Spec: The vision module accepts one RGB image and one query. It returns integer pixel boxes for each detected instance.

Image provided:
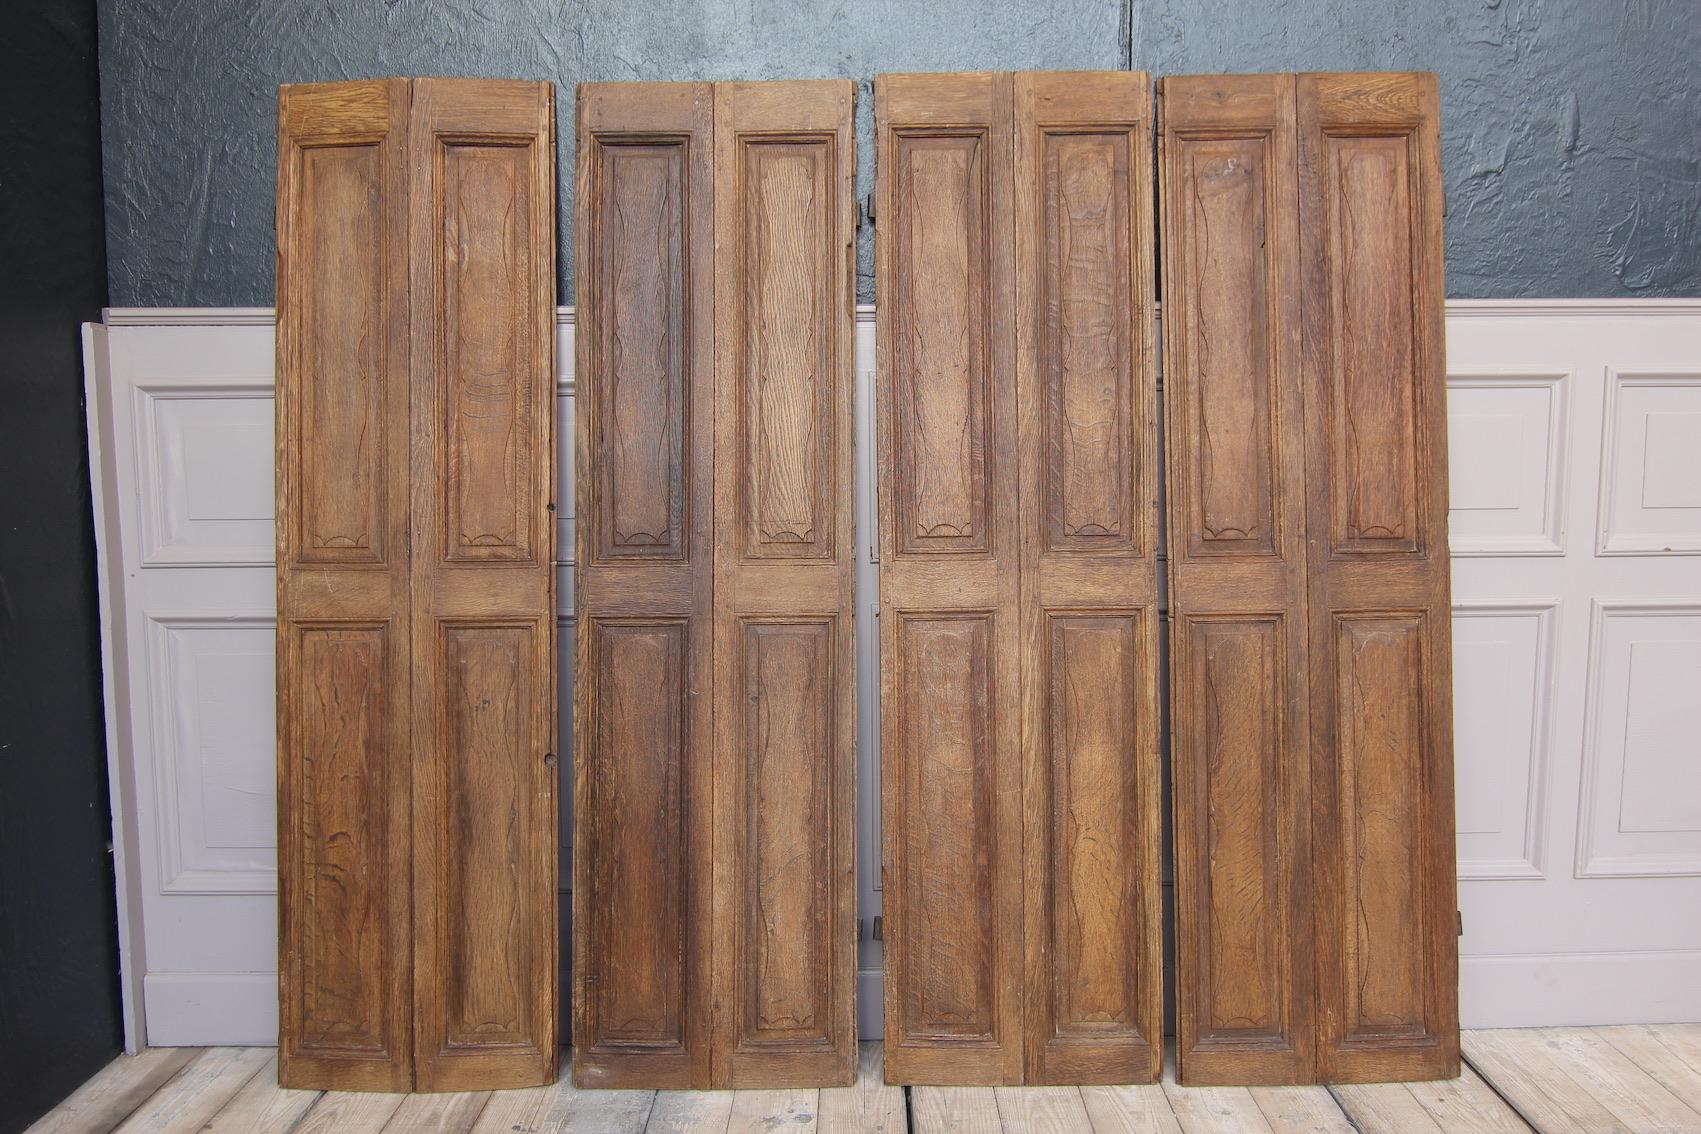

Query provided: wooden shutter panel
[1014,70,1163,1086]
[1162,70,1457,1085]
[1297,71,1458,1084]
[278,77,556,1093]
[710,80,858,1088]
[408,78,558,1093]
[1160,72,1314,1086]
[876,71,1024,1086]
[276,78,414,1093]
[573,82,716,1089]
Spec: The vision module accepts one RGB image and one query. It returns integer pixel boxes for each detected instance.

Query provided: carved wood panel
[583,618,691,1053]
[1299,72,1457,1085]
[877,71,1024,1087]
[1014,70,1162,1087]
[1162,71,1456,1086]
[408,78,557,1093]
[276,77,413,1094]
[710,79,857,1089]
[1160,73,1314,1088]
[574,81,715,1090]
[593,141,688,562]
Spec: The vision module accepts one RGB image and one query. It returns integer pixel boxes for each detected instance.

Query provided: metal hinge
[873,916,884,942]
[862,192,876,228]
[1456,910,1464,937]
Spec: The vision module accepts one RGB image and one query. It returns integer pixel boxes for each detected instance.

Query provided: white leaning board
[84,301,1701,1048]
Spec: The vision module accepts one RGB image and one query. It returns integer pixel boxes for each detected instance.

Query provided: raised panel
[1180,616,1290,1044]
[892,132,992,556]
[276,77,412,1093]
[738,138,836,560]
[734,619,834,1049]
[1325,133,1423,556]
[1039,132,1138,554]
[287,623,396,1057]
[894,612,997,1040]
[1171,135,1280,558]
[590,140,689,563]
[436,622,538,1046]
[1597,372,1701,555]
[1448,372,1568,556]
[1578,602,1701,876]
[583,618,690,1051]
[136,387,274,566]
[1043,614,1142,1036]
[148,616,277,894]
[1334,614,1431,1041]
[440,141,538,563]
[290,140,388,567]
[1452,603,1555,879]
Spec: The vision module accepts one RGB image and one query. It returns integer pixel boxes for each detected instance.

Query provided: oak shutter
[1161,73,1314,1087]
[876,71,1024,1086]
[277,77,414,1093]
[1013,71,1163,1087]
[277,77,557,1093]
[710,80,858,1088]
[573,82,716,1090]
[407,79,558,1093]
[1298,71,1458,1084]
[1161,70,1457,1085]
[574,80,855,1090]
[879,71,1162,1087]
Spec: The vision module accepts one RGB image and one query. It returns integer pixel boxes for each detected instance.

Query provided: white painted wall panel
[86,301,1701,1046]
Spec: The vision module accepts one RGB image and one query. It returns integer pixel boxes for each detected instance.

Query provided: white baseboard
[144,973,278,1046]
[1460,950,1701,1029]
[858,969,883,1040]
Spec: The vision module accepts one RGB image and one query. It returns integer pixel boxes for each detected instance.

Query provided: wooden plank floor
[29,1026,1701,1133]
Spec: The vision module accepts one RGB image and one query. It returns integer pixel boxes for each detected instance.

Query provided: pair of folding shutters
[573,80,859,1089]
[875,71,1165,1086]
[276,78,558,1091]
[1162,72,1458,1086]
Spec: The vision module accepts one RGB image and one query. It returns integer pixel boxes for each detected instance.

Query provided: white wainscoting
[85,300,1701,1049]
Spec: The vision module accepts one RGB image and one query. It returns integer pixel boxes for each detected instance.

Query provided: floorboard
[35,1028,1701,1134]
[818,1043,905,1133]
[25,1047,201,1134]
[111,1046,272,1134]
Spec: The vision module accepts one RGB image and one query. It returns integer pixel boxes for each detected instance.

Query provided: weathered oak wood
[407,76,558,1095]
[1014,69,1162,1088]
[710,79,858,1090]
[575,79,855,1090]
[1161,71,1456,1086]
[574,80,717,1090]
[276,77,415,1093]
[278,77,557,1094]
[1159,72,1313,1089]
[875,70,1024,1087]
[1298,71,1457,1085]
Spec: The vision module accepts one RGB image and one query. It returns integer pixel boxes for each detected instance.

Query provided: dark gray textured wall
[98,0,1700,305]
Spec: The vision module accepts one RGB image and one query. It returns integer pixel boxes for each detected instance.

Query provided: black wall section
[0,1,122,1131]
[96,0,1701,307]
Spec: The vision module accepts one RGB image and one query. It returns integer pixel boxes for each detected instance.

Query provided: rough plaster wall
[99,0,1698,305]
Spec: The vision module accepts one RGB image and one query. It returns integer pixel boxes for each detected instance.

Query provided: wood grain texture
[1298,71,1457,1085]
[1159,72,1311,1088]
[710,79,857,1089]
[276,77,414,1093]
[877,68,1023,1088]
[1162,71,1455,1086]
[1014,70,1161,1087]
[574,80,716,1090]
[407,78,557,1093]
